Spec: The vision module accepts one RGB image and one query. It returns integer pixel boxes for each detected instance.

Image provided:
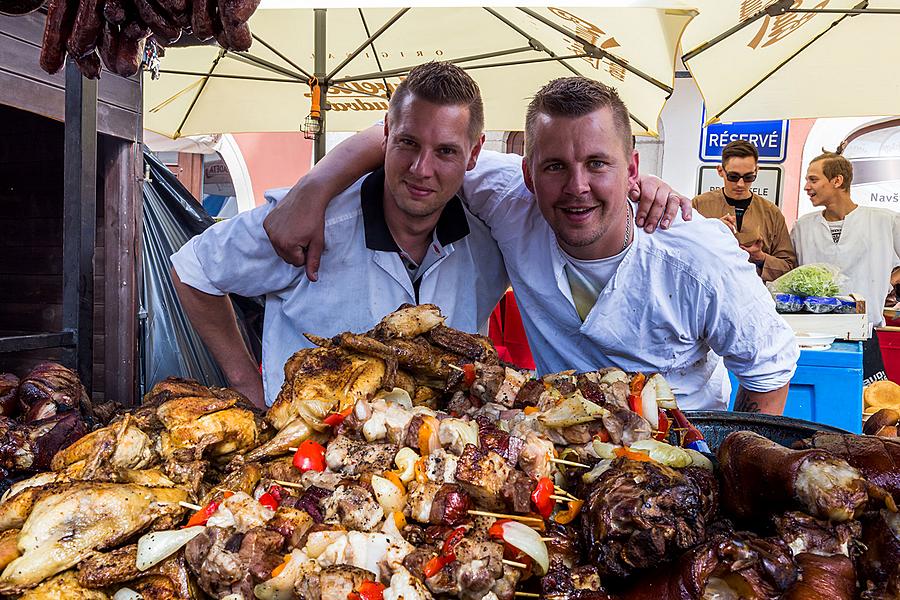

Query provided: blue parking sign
[700,106,788,164]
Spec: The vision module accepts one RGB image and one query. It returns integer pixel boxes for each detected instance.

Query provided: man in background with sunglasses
[693,140,796,282]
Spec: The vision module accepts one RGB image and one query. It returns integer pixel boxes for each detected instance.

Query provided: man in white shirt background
[270,76,798,414]
[171,63,683,408]
[792,151,900,384]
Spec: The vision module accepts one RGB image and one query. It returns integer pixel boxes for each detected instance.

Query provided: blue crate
[728,341,863,433]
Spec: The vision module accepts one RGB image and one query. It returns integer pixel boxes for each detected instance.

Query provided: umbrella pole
[314,8,327,164]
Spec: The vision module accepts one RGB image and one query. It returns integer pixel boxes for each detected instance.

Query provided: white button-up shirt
[461,152,799,410]
[171,169,509,406]
[791,206,900,327]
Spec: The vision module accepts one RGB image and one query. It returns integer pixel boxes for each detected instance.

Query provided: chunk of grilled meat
[270,347,385,430]
[0,412,87,473]
[427,325,497,364]
[801,432,900,503]
[719,431,867,523]
[582,458,714,579]
[542,562,613,600]
[339,333,460,381]
[321,485,384,532]
[325,434,398,476]
[619,528,797,600]
[784,553,856,600]
[0,374,18,417]
[772,511,861,557]
[17,362,91,423]
[859,509,900,590]
[50,419,154,472]
[184,525,285,599]
[454,444,516,512]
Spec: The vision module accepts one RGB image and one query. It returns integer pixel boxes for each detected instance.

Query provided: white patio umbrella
[143,3,696,160]
[682,0,900,125]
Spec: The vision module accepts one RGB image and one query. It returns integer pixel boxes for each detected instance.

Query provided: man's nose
[410,151,434,177]
[563,167,590,196]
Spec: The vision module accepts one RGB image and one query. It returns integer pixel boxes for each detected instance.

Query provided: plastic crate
[728,341,863,433]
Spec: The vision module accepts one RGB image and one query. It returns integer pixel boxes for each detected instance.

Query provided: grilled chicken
[270,347,386,431]
[17,570,110,599]
[17,363,91,423]
[371,303,445,340]
[339,333,458,381]
[0,482,188,592]
[50,419,155,472]
[0,412,87,473]
[246,415,313,462]
[159,406,261,461]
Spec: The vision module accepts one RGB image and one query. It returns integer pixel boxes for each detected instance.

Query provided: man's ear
[832,175,844,189]
[627,149,640,190]
[716,164,725,179]
[382,114,390,151]
[466,133,486,171]
[522,156,535,193]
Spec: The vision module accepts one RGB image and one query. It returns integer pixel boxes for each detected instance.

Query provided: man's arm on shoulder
[265,125,384,278]
[699,227,799,415]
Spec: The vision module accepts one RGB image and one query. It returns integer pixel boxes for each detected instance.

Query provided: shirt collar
[360,168,470,251]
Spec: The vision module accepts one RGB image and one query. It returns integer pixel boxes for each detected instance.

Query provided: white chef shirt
[172,169,509,406]
[791,206,900,327]
[461,151,799,410]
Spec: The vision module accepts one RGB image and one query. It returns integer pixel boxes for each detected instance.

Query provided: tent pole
[314,8,327,163]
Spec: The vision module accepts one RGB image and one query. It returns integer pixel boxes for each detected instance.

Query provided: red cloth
[488,291,536,371]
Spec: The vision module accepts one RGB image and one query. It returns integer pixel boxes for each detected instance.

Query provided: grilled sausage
[40,0,78,74]
[102,0,126,24]
[132,0,180,45]
[73,49,102,79]
[97,21,120,74]
[218,0,253,51]
[115,20,149,76]
[68,0,105,57]
[190,0,215,41]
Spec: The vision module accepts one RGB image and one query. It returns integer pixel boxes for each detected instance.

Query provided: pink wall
[232,132,314,207]
[781,118,815,229]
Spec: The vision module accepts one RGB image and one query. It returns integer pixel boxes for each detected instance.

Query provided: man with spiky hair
[269,75,798,414]
[793,151,900,385]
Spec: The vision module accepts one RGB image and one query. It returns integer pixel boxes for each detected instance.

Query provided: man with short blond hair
[693,139,796,282]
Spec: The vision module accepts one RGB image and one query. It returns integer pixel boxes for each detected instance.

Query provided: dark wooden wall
[0,11,143,405]
[0,12,143,143]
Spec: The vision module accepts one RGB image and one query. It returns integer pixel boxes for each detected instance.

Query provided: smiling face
[523,107,639,260]
[717,155,757,200]
[804,160,839,207]
[383,94,482,221]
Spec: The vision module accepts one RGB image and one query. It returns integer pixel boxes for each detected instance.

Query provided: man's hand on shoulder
[263,180,327,282]
[631,175,692,233]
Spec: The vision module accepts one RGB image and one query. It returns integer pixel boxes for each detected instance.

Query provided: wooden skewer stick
[468,510,544,524]
[179,501,203,511]
[554,485,577,499]
[550,494,575,503]
[514,591,540,597]
[502,559,528,569]
[273,479,306,489]
[549,457,590,468]
[539,537,554,542]
[288,447,298,452]
[448,364,465,372]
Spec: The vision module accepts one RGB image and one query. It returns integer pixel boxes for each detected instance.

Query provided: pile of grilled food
[0,304,898,600]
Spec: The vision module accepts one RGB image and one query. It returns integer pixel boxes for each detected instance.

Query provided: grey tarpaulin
[139,150,263,398]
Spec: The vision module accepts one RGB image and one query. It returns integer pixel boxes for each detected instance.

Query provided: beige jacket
[692,190,797,282]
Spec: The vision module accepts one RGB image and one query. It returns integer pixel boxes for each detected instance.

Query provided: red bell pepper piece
[530,477,554,520]
[258,492,279,511]
[423,553,456,578]
[593,428,610,443]
[184,491,234,528]
[670,408,703,445]
[442,526,467,555]
[323,407,352,428]
[462,363,477,388]
[292,439,326,473]
[653,409,670,441]
[348,580,385,600]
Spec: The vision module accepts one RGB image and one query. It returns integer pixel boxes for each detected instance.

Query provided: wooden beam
[102,136,141,406]
[62,60,98,391]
